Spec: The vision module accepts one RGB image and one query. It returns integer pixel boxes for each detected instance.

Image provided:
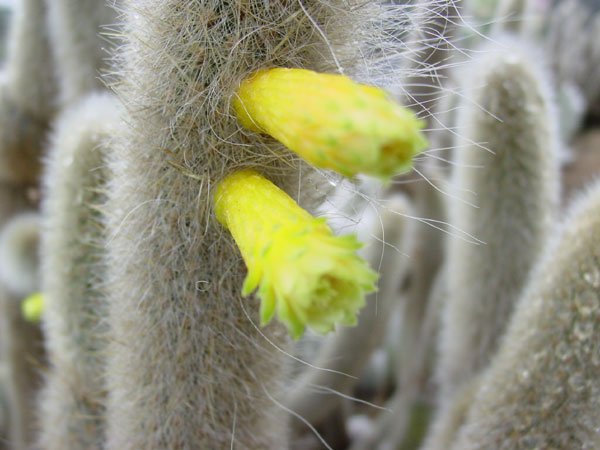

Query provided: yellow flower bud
[22,292,44,323]
[214,169,378,339]
[233,68,428,180]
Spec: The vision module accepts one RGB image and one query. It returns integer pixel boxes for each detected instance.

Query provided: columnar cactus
[420,375,481,450]
[546,0,599,110]
[45,0,118,106]
[0,213,41,298]
[399,0,462,118]
[0,198,44,450]
[103,0,407,447]
[37,0,122,444]
[38,93,121,449]
[0,365,6,450]
[436,39,559,405]
[0,0,56,448]
[452,178,600,449]
[377,176,448,450]
[0,0,55,184]
[492,0,528,32]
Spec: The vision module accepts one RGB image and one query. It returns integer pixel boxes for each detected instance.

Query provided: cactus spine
[452,179,600,449]
[38,93,121,449]
[436,40,559,405]
[103,0,386,447]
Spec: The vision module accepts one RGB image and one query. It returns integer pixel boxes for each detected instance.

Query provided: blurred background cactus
[0,0,597,449]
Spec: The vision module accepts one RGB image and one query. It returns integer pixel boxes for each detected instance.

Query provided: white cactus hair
[397,0,463,118]
[0,212,41,298]
[38,92,121,450]
[437,34,560,404]
[0,363,6,447]
[452,178,600,449]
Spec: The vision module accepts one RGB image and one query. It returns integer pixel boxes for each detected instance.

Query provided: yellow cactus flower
[214,169,378,339]
[233,68,427,180]
[21,292,44,323]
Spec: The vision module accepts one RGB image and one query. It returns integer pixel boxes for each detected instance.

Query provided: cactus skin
[451,179,600,450]
[437,40,559,405]
[37,93,120,450]
[45,0,118,107]
[0,212,41,298]
[285,195,414,427]
[102,0,389,447]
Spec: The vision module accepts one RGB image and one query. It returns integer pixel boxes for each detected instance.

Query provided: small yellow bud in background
[22,292,44,323]
[233,68,428,180]
[214,169,378,339]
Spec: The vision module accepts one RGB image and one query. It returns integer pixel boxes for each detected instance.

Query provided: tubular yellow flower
[214,169,378,339]
[21,292,44,323]
[233,68,428,180]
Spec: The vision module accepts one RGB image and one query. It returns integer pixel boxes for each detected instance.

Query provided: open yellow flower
[21,292,44,323]
[233,68,427,180]
[214,169,378,339]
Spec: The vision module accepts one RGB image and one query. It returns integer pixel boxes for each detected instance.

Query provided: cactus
[0,0,55,184]
[491,0,528,32]
[0,207,44,450]
[352,170,449,450]
[0,285,45,450]
[0,212,41,298]
[0,363,7,450]
[0,1,56,448]
[0,0,595,447]
[45,0,118,106]
[37,92,121,450]
[452,178,600,449]
[396,171,447,387]
[102,0,409,447]
[420,375,481,450]
[546,0,600,113]
[0,201,43,450]
[436,38,559,405]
